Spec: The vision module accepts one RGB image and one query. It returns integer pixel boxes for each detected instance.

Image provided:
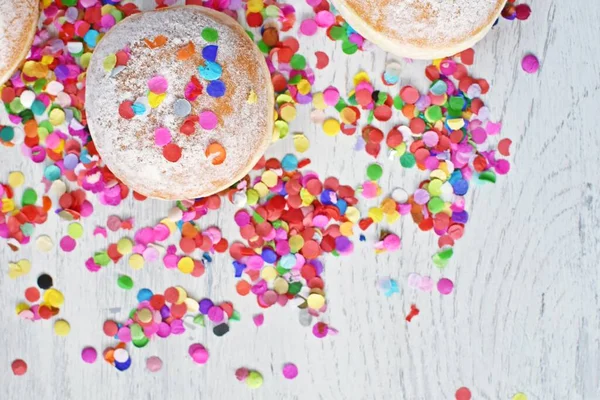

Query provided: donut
[85,6,274,200]
[0,0,39,85]
[330,0,505,59]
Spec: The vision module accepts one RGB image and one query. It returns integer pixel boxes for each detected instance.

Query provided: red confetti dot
[163,143,182,162]
[25,287,40,302]
[498,138,512,156]
[455,387,472,400]
[118,101,134,119]
[11,359,27,376]
[315,51,329,69]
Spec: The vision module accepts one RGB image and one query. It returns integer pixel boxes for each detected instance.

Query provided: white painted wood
[1,0,598,399]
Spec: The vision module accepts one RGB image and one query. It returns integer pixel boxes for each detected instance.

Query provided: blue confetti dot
[359,234,366,241]
[233,261,246,278]
[202,45,218,62]
[320,189,335,205]
[114,357,131,371]
[198,61,222,81]
[83,30,99,48]
[132,102,146,115]
[336,198,347,215]
[207,80,225,98]
[261,248,277,263]
[452,179,469,196]
[281,154,298,171]
[137,288,153,302]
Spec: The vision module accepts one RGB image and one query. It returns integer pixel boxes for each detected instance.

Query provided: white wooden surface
[1,1,599,399]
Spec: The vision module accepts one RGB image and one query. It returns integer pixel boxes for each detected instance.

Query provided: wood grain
[1,0,598,399]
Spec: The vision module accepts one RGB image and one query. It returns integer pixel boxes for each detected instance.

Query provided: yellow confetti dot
[368,207,384,222]
[353,71,370,86]
[247,0,264,12]
[247,90,257,104]
[2,198,15,213]
[175,286,188,304]
[148,92,166,108]
[254,182,269,199]
[15,303,30,315]
[297,79,311,95]
[44,289,64,308]
[128,253,145,270]
[80,52,92,69]
[293,133,310,153]
[345,206,360,223]
[381,198,396,214]
[395,142,407,155]
[178,257,194,274]
[430,169,447,181]
[512,393,527,400]
[137,308,152,323]
[261,170,278,188]
[54,319,71,336]
[274,120,289,139]
[340,107,358,124]
[279,104,297,122]
[273,277,289,294]
[322,119,340,136]
[312,92,326,110]
[386,211,401,224]
[340,221,354,237]
[261,266,278,282]
[8,171,25,188]
[103,54,117,72]
[185,298,199,312]
[159,218,177,234]
[447,118,464,130]
[300,188,315,206]
[8,259,31,279]
[117,238,133,255]
[289,235,304,253]
[307,293,325,309]
[23,61,48,78]
[49,108,65,126]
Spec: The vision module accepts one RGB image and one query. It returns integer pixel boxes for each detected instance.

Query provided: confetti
[11,359,27,376]
[455,387,472,400]
[282,363,298,379]
[146,356,163,372]
[521,54,539,73]
[54,319,71,336]
[81,347,98,364]
[189,343,209,364]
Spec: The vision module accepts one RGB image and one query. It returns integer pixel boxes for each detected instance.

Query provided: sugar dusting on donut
[0,0,39,84]
[86,6,273,200]
[340,0,504,48]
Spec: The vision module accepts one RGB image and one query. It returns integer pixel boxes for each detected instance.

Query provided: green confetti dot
[424,105,443,122]
[246,371,264,389]
[193,314,205,326]
[290,54,306,70]
[329,26,346,40]
[366,163,383,181]
[427,197,445,214]
[393,95,404,110]
[287,281,302,295]
[0,126,15,142]
[21,188,38,206]
[400,152,416,168]
[342,39,358,55]
[132,336,149,348]
[67,222,84,239]
[93,251,111,267]
[201,27,219,42]
[117,275,134,290]
[479,170,497,184]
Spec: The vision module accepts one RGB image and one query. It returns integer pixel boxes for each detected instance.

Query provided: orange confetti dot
[205,142,226,165]
[144,35,168,49]
[236,280,251,296]
[177,41,196,60]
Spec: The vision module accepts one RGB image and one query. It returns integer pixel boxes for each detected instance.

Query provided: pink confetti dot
[146,356,163,372]
[437,278,454,295]
[315,10,335,27]
[300,19,318,36]
[199,111,218,130]
[252,314,264,327]
[81,347,97,364]
[60,236,76,252]
[154,127,172,146]
[235,367,249,381]
[148,75,168,94]
[282,363,298,379]
[521,54,539,74]
[189,343,209,364]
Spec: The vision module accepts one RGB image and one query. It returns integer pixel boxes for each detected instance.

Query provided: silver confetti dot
[174,99,192,117]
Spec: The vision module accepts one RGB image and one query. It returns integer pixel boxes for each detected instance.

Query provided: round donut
[0,0,39,85]
[330,0,505,59]
[85,6,274,200]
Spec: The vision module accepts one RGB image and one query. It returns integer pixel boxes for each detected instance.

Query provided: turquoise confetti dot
[0,126,14,141]
[44,165,61,181]
[198,61,222,81]
[281,154,298,171]
[31,100,47,116]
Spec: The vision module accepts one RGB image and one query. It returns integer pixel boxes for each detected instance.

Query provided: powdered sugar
[86,6,273,200]
[339,0,503,47]
[0,0,38,83]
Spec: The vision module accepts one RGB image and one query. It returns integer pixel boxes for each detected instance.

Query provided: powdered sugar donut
[330,0,505,59]
[85,6,273,200]
[0,0,39,85]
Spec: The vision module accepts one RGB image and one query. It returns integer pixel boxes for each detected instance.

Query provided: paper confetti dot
[54,319,71,336]
[455,387,472,400]
[512,393,527,400]
[35,235,54,252]
[117,275,134,290]
[81,347,97,364]
[282,363,298,379]
[146,356,163,372]
[521,54,539,73]
[11,359,27,376]
[246,370,263,389]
